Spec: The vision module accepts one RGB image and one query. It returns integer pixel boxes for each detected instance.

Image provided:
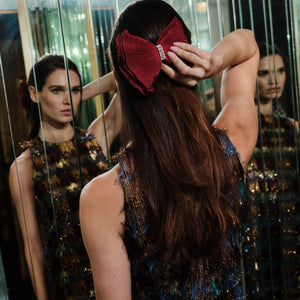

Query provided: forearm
[210,29,258,74]
[25,246,48,300]
[103,92,122,141]
[162,29,258,87]
[82,71,117,101]
[88,92,122,156]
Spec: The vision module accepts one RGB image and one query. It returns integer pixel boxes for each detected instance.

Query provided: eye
[257,70,269,77]
[51,88,62,94]
[72,87,81,94]
[278,67,285,74]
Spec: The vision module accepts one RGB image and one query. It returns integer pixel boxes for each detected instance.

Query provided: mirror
[0,0,299,299]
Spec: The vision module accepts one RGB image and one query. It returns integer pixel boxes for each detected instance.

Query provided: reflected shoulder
[8,149,34,208]
[9,149,33,178]
[288,117,299,132]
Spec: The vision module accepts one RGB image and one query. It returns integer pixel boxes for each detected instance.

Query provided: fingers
[161,63,199,87]
[172,43,211,69]
[167,51,205,79]
[161,63,178,80]
[173,42,207,55]
[166,51,192,75]
[161,42,211,87]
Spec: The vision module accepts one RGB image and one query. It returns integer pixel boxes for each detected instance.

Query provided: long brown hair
[111,0,240,262]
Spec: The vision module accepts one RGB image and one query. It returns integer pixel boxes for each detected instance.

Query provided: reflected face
[257,54,286,101]
[36,69,81,126]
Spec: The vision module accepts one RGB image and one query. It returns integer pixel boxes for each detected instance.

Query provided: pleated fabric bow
[116,17,189,95]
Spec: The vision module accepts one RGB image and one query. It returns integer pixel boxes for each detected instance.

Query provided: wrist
[209,53,224,77]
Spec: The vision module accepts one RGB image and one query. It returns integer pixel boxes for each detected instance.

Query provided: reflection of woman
[80,1,259,299]
[8,55,120,299]
[245,44,300,299]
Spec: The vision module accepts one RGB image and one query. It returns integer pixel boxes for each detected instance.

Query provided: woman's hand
[161,42,214,86]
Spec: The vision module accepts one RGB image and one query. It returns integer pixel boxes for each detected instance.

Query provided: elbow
[236,28,255,42]
[236,28,258,57]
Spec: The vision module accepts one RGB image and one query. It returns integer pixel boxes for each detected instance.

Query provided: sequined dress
[22,129,109,300]
[244,111,300,299]
[117,133,245,299]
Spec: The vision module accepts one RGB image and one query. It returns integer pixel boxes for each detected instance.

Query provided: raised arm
[82,71,117,101]
[211,30,259,169]
[87,92,122,158]
[82,72,121,157]
[162,29,259,169]
[9,151,48,300]
[80,165,131,300]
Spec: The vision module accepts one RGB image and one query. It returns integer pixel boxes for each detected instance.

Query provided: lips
[268,87,281,94]
[61,109,72,115]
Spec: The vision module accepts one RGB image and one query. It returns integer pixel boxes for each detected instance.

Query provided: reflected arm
[82,71,117,101]
[83,71,121,157]
[9,150,48,300]
[88,92,122,158]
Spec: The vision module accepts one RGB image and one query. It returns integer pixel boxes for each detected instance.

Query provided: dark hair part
[258,42,285,61]
[111,0,240,262]
[19,54,82,139]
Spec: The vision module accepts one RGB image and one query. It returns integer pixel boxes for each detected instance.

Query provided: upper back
[115,132,244,299]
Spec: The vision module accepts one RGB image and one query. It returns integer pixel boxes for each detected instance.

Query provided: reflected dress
[244,111,300,299]
[21,128,109,299]
[116,132,245,299]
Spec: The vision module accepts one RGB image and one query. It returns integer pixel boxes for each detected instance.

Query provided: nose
[268,72,277,84]
[63,93,71,105]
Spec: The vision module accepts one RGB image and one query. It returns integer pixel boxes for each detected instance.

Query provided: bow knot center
[156,44,166,61]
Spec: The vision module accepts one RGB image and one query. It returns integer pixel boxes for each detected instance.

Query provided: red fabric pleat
[116,17,189,95]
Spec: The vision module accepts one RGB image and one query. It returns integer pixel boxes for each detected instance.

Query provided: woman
[80,0,259,299]
[9,55,120,299]
[256,44,286,113]
[245,43,300,299]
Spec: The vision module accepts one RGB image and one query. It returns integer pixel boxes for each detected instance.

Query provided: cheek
[257,79,267,93]
[40,97,57,110]
[72,95,81,112]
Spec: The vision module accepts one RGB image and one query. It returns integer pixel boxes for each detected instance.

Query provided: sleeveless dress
[116,132,245,299]
[244,111,300,299]
[21,128,109,300]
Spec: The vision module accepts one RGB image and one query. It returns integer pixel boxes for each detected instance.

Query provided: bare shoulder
[81,164,123,208]
[9,149,34,210]
[287,117,299,132]
[9,150,33,187]
[80,164,124,232]
[10,149,31,165]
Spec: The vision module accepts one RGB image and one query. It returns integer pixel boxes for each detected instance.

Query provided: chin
[270,94,282,100]
[258,96,273,104]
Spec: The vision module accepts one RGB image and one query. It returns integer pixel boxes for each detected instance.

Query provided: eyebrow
[48,84,81,88]
[258,65,285,72]
[257,69,269,73]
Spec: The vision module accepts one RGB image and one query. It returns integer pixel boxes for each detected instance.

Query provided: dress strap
[217,131,239,158]
[115,148,135,187]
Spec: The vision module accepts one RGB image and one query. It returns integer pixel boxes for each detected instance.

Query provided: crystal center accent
[156,44,166,61]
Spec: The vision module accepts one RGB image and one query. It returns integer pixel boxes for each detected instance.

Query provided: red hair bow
[116,17,189,95]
